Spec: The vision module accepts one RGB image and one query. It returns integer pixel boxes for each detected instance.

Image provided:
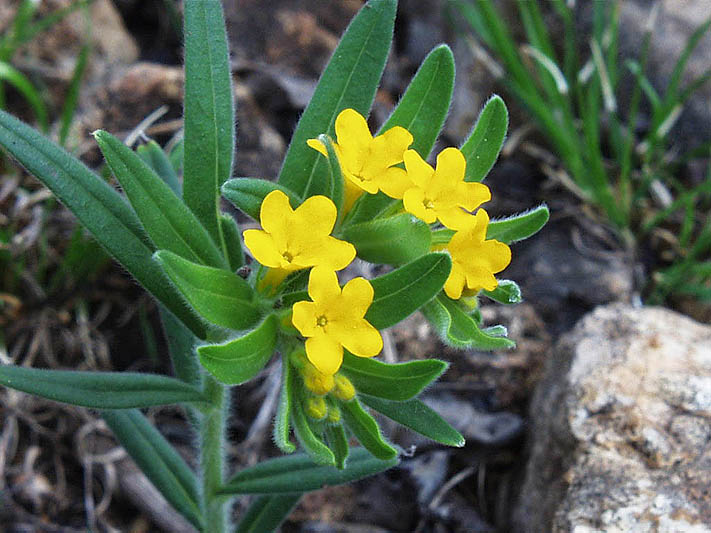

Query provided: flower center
[423,197,435,209]
[352,171,370,183]
[281,251,294,263]
[316,315,328,328]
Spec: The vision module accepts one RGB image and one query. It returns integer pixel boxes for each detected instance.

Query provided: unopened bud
[331,374,356,401]
[305,396,327,420]
[303,369,335,395]
[326,405,341,423]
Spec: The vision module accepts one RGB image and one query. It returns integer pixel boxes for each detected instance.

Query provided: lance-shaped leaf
[340,397,398,460]
[101,409,203,530]
[197,315,277,385]
[317,134,344,215]
[351,44,456,223]
[422,294,515,350]
[273,354,296,453]
[137,139,181,195]
[219,447,397,495]
[0,110,206,338]
[365,252,452,330]
[360,395,465,448]
[342,213,431,265]
[235,494,302,533]
[219,213,245,270]
[95,130,227,269]
[277,0,396,200]
[482,279,522,305]
[221,178,301,222]
[183,0,235,242]
[290,390,336,466]
[460,95,509,182]
[0,366,207,408]
[340,351,447,401]
[486,204,549,243]
[154,250,261,331]
[325,424,350,470]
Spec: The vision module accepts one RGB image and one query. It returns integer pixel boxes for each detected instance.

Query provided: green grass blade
[102,409,204,530]
[59,43,89,146]
[235,494,302,533]
[277,0,396,201]
[0,109,207,338]
[0,366,207,408]
[95,130,227,269]
[183,0,235,243]
[0,61,48,131]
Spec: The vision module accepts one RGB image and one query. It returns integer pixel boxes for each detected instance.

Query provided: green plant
[0,1,546,531]
[450,0,711,303]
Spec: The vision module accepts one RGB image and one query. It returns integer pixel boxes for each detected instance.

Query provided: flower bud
[305,396,327,420]
[326,405,341,423]
[331,374,356,401]
[303,369,335,395]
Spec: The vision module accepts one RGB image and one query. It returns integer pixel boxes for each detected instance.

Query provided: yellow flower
[243,190,355,282]
[442,209,511,299]
[402,148,491,230]
[307,108,413,212]
[292,267,382,375]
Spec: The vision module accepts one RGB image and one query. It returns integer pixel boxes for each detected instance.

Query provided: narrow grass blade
[340,352,447,401]
[277,0,396,200]
[0,109,206,338]
[360,395,465,447]
[460,95,508,182]
[366,252,452,330]
[0,366,207,408]
[95,130,227,269]
[101,409,204,530]
[183,0,235,242]
[220,447,397,495]
[0,61,47,131]
[235,494,302,533]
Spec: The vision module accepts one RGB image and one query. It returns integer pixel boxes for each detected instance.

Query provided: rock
[514,304,711,532]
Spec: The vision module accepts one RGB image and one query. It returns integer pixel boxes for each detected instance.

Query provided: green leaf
[317,134,344,215]
[342,213,431,265]
[219,447,397,495]
[350,44,456,222]
[360,395,464,447]
[221,178,301,222]
[154,250,261,331]
[482,279,522,304]
[137,139,181,195]
[235,494,302,533]
[0,109,206,338]
[340,397,397,460]
[366,252,452,330]
[0,60,48,131]
[183,0,235,242]
[325,423,350,470]
[273,354,296,453]
[101,409,203,530]
[59,41,89,147]
[95,130,227,269]
[159,305,201,388]
[0,366,206,408]
[460,95,509,182]
[219,213,245,270]
[197,315,277,385]
[340,352,447,401]
[486,204,549,243]
[290,389,336,466]
[422,294,515,350]
[277,0,397,200]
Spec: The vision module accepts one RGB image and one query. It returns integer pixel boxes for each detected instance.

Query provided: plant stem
[199,373,228,532]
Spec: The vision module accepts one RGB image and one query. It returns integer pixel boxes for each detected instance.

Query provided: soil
[0,1,706,532]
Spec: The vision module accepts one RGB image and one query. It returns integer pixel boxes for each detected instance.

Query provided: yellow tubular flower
[243,190,355,283]
[402,148,491,230]
[443,209,511,299]
[307,108,414,212]
[292,267,383,375]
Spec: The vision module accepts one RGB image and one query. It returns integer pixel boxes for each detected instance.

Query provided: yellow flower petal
[306,334,343,375]
[434,147,466,187]
[444,262,466,300]
[403,149,434,188]
[335,108,372,172]
[292,195,337,236]
[299,236,356,271]
[340,322,383,358]
[377,167,412,200]
[457,181,491,212]
[306,138,327,157]
[378,126,414,167]
[340,276,374,317]
[307,266,341,303]
[403,187,437,223]
[292,300,320,337]
[243,229,283,268]
[260,190,293,236]
[436,207,475,231]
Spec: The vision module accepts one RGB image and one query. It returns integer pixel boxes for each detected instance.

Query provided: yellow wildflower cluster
[243,108,512,376]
